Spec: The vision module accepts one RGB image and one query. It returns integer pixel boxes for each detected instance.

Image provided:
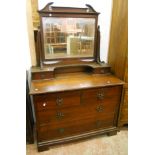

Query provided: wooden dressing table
[29,2,124,152]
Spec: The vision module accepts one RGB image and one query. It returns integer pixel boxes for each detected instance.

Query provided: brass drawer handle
[56,112,64,119]
[56,97,63,106]
[96,105,104,112]
[97,93,104,100]
[58,128,65,134]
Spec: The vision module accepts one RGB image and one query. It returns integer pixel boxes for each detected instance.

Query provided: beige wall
[26,0,38,66]
[31,0,40,28]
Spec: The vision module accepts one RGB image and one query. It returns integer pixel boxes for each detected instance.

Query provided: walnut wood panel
[37,107,115,128]
[31,63,111,80]
[118,87,128,125]
[38,116,114,141]
[30,74,124,95]
[32,71,53,80]
[33,86,122,143]
[30,63,111,73]
[123,88,128,106]
[82,86,122,100]
[34,91,81,111]
[36,96,119,125]
[35,86,121,111]
[124,57,128,83]
[108,0,128,79]
[120,108,128,120]
[37,127,118,152]
[39,2,99,14]
[108,0,128,127]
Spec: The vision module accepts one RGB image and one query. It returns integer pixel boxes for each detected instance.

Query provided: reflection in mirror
[42,17,95,59]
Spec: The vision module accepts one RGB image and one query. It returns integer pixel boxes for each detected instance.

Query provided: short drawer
[81,93,121,105]
[32,72,53,80]
[82,86,122,101]
[34,91,81,111]
[37,116,114,141]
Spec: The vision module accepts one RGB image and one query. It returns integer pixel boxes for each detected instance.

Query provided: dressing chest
[29,2,124,152]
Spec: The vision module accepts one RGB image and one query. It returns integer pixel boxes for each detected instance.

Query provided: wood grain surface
[30,73,124,95]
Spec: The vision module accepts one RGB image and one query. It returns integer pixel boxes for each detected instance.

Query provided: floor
[26,130,128,155]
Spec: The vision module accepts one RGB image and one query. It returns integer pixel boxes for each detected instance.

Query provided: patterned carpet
[26,130,128,155]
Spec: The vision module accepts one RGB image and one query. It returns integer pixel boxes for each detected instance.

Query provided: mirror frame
[38,2,100,66]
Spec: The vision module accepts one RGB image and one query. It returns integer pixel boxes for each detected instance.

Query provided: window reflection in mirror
[42,17,95,59]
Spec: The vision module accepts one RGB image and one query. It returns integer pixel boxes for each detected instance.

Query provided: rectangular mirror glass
[42,17,95,59]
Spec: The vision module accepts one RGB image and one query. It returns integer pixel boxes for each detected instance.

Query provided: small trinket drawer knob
[43,102,47,107]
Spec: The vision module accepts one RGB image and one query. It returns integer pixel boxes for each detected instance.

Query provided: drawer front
[34,91,81,111]
[37,116,114,141]
[81,93,121,105]
[32,72,53,80]
[36,95,120,125]
[82,86,122,102]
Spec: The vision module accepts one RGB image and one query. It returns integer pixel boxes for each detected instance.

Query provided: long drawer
[37,116,114,141]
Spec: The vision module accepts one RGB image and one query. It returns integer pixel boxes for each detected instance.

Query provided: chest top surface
[29,73,124,95]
